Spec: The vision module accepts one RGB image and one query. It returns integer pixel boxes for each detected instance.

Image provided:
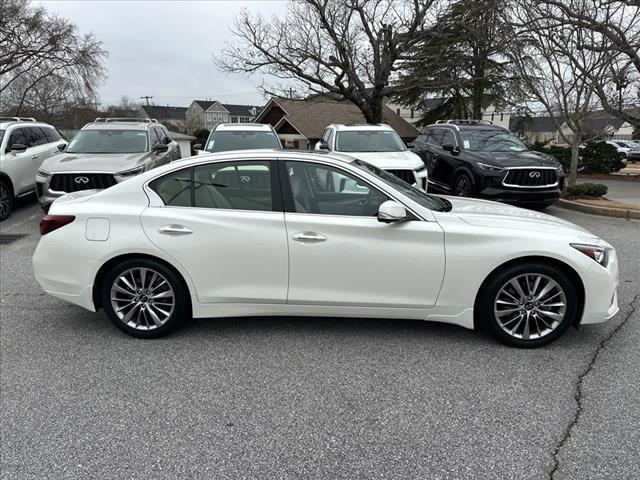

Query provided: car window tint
[286,161,388,216]
[441,129,456,147]
[193,161,272,211]
[41,127,62,143]
[24,126,48,147]
[149,128,161,147]
[427,129,445,146]
[6,128,28,151]
[149,168,192,207]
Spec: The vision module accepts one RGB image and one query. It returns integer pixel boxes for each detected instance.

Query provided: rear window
[205,130,280,152]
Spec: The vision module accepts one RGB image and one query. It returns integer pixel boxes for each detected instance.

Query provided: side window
[24,127,48,147]
[194,161,272,211]
[441,129,456,147]
[286,161,388,216]
[149,128,161,147]
[41,127,62,143]
[6,128,28,152]
[161,127,172,144]
[149,168,192,207]
[427,128,445,146]
[327,129,335,148]
[321,129,331,143]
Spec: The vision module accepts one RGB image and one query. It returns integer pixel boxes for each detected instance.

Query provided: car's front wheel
[0,179,14,221]
[101,258,189,338]
[477,263,579,348]
[452,172,474,197]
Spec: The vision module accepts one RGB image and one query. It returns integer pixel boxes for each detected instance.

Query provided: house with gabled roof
[185,100,261,132]
[254,96,419,149]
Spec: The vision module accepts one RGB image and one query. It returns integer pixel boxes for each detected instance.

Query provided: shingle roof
[258,97,419,140]
[509,116,558,132]
[194,100,215,110]
[140,105,187,121]
[222,104,261,117]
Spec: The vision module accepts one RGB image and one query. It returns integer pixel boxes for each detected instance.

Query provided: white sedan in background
[33,150,619,347]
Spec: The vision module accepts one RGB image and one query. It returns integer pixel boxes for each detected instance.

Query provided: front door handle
[31,154,39,159]
[292,231,327,243]
[159,224,193,235]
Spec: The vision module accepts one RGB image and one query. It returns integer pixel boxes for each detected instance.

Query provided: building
[387,97,511,129]
[509,116,559,144]
[254,96,419,149]
[139,105,188,132]
[166,131,196,159]
[185,100,261,132]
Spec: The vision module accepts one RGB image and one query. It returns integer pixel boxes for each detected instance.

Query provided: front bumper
[579,247,619,325]
[473,172,563,206]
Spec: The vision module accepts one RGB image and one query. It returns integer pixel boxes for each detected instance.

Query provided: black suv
[410,120,565,209]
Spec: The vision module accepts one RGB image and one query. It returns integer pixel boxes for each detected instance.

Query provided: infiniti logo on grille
[529,171,541,178]
[74,176,90,184]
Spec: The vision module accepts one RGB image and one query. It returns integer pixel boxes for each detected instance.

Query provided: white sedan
[33,150,619,347]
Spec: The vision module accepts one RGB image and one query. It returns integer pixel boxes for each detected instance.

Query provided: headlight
[556,165,564,174]
[571,243,608,266]
[115,165,144,177]
[476,162,504,172]
[36,168,51,178]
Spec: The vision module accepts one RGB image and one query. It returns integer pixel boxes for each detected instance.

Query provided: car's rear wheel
[101,258,189,338]
[477,263,578,348]
[452,172,473,197]
[0,179,14,221]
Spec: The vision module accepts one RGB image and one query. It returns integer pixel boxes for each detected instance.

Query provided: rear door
[141,159,288,304]
[4,127,35,194]
[437,128,458,186]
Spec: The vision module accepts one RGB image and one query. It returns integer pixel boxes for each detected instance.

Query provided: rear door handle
[292,231,327,243]
[31,154,39,159]
[159,224,193,235]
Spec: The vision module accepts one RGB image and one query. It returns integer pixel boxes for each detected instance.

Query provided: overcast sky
[40,0,288,108]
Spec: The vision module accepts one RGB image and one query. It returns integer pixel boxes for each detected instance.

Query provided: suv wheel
[477,263,578,348]
[101,258,189,338]
[453,173,473,197]
[0,180,14,221]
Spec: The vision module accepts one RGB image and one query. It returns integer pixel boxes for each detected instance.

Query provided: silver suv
[0,117,66,221]
[36,118,180,212]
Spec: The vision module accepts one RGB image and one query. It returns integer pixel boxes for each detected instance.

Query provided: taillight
[40,215,76,235]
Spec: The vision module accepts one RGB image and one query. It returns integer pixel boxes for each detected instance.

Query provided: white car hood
[341,151,424,170]
[444,196,595,237]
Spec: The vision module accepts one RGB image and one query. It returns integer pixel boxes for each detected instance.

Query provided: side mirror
[193,143,203,150]
[377,200,408,223]
[57,143,67,151]
[153,143,169,153]
[10,143,27,152]
[315,141,330,151]
[442,143,458,154]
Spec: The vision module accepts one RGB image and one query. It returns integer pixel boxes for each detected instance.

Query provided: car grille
[50,173,117,193]
[503,168,557,187]
[387,169,416,184]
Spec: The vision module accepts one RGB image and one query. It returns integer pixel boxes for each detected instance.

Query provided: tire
[101,258,189,338]
[0,179,14,222]
[452,172,474,197]
[476,262,579,348]
[41,203,51,214]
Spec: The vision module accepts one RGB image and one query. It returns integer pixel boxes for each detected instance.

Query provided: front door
[141,160,288,304]
[281,160,445,308]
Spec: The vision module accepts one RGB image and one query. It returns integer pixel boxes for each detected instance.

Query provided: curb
[557,199,640,220]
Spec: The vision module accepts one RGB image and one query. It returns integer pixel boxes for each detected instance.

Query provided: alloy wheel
[454,176,471,196]
[493,273,567,341]
[110,267,175,331]
[0,183,10,219]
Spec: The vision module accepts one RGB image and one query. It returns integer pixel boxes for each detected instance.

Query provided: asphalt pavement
[1,197,639,480]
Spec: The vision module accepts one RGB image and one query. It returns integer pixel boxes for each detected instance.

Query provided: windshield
[205,130,280,152]
[336,130,407,153]
[460,129,528,152]
[353,160,451,212]
[66,130,148,154]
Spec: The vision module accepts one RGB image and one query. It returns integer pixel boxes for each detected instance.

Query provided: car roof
[328,123,395,132]
[172,149,357,166]
[213,123,274,131]
[0,120,55,130]
[82,122,153,131]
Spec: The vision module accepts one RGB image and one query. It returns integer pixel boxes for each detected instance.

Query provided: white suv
[0,118,65,220]
[315,124,427,191]
[195,123,281,155]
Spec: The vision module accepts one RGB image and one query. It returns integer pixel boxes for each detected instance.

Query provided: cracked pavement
[1,199,639,479]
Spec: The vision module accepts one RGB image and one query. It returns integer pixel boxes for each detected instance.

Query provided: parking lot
[1,197,639,480]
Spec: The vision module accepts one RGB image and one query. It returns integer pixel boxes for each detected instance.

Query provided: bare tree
[216,0,441,123]
[535,0,640,128]
[0,0,107,115]
[509,1,611,186]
